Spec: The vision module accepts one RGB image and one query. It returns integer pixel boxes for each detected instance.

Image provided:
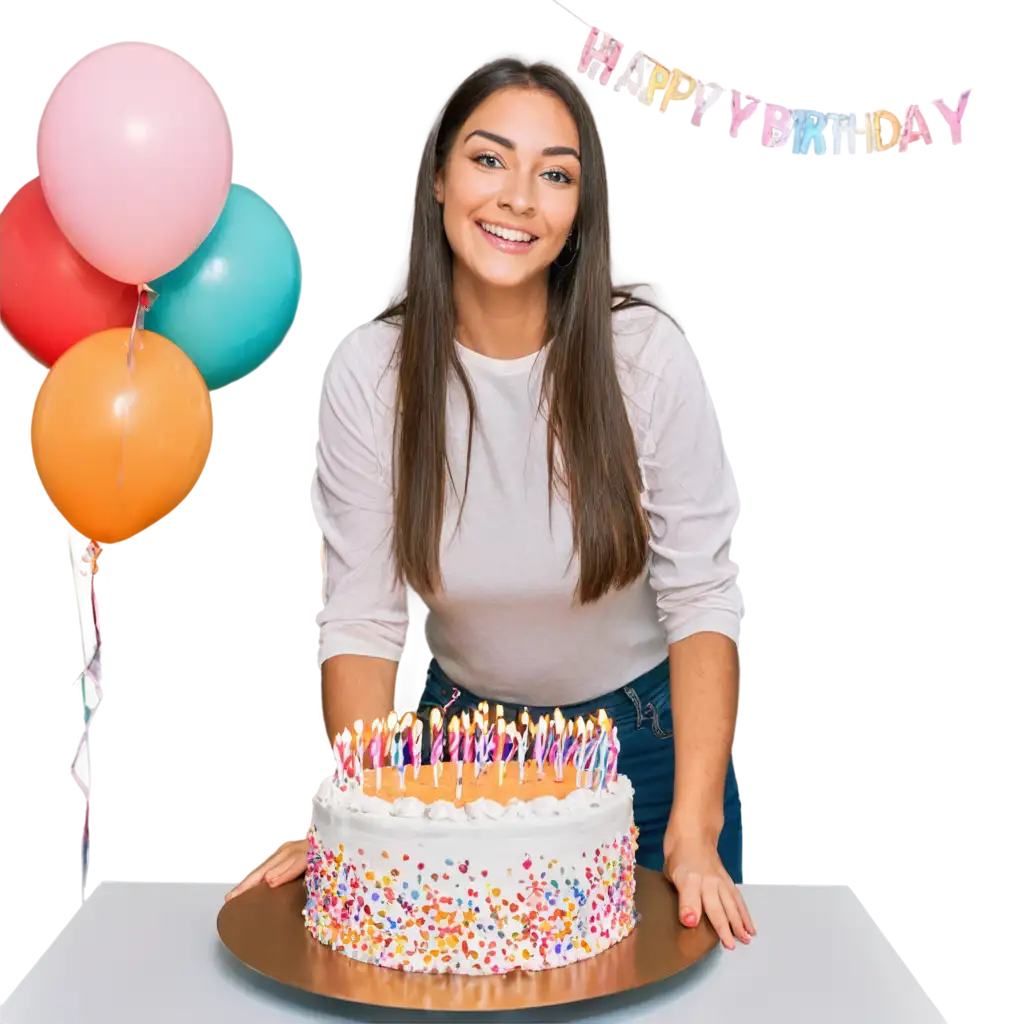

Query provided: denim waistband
[423,657,670,721]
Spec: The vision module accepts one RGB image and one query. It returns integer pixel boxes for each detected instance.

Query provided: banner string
[549,0,665,68]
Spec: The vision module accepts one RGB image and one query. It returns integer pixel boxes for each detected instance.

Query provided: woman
[228,57,755,951]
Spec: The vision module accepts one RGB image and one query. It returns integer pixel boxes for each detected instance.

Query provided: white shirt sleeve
[312,332,408,666]
[642,317,744,646]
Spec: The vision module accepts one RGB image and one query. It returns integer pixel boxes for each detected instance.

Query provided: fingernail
[725,940,735,950]
[683,913,698,927]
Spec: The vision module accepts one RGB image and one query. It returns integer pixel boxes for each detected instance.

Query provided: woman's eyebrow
[466,129,581,160]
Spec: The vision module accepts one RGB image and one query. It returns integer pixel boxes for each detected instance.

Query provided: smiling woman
[230,58,754,955]
[439,111,581,276]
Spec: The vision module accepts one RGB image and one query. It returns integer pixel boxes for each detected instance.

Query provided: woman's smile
[476,219,539,253]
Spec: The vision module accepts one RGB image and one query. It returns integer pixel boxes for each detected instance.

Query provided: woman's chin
[461,254,550,290]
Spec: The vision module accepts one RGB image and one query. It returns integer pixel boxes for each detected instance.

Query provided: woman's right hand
[225,839,307,901]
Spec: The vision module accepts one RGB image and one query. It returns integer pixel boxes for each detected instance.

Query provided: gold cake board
[217,867,718,1012]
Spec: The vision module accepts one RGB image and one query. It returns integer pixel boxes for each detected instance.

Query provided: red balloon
[1,177,137,367]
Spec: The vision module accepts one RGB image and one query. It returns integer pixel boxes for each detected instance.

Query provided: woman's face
[436,86,581,290]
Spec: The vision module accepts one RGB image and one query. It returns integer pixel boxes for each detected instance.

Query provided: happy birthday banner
[555,1,970,154]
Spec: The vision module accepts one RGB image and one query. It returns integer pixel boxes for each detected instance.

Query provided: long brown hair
[379,58,657,604]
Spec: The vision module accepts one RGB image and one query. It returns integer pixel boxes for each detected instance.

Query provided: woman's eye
[543,169,574,185]
[474,153,503,169]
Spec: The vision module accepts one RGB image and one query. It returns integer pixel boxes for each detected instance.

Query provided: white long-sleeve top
[312,298,743,706]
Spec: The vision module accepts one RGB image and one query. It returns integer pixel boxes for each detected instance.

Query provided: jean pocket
[622,679,674,740]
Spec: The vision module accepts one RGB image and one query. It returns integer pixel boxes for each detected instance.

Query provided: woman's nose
[497,170,536,217]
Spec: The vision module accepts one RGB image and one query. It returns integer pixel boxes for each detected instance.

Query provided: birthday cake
[302,707,638,974]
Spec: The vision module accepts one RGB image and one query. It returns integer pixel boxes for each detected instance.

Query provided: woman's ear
[434,172,445,204]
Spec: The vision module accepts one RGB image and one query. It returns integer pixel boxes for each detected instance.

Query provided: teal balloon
[148,184,301,390]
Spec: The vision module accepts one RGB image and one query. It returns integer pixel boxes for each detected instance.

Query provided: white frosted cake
[302,707,637,974]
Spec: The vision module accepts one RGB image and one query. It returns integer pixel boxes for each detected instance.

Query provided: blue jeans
[416,657,743,883]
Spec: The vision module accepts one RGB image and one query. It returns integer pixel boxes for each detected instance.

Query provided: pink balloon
[37,42,232,285]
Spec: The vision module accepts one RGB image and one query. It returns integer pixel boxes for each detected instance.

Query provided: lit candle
[461,710,473,780]
[517,714,529,783]
[573,716,586,786]
[608,725,620,781]
[496,718,507,786]
[333,733,346,778]
[371,718,383,791]
[353,719,365,789]
[474,711,486,780]
[563,719,579,779]
[448,714,462,801]
[553,709,565,782]
[534,716,548,781]
[412,719,423,780]
[520,709,532,744]
[505,722,518,781]
[385,711,398,767]
[394,717,406,791]
[430,708,444,787]
[486,717,497,766]
[340,727,354,783]
[583,720,598,787]
[401,712,413,790]
[597,719,612,790]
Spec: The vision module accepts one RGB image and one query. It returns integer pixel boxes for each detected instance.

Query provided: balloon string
[126,283,156,370]
[68,537,103,904]
[120,285,157,489]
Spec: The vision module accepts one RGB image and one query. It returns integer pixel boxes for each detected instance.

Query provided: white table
[2,882,946,1023]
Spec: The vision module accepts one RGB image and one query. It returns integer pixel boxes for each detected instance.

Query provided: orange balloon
[31,328,213,543]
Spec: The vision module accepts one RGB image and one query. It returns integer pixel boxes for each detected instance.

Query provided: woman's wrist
[666,801,725,847]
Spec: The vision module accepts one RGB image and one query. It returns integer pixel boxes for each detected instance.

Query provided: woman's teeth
[480,221,536,243]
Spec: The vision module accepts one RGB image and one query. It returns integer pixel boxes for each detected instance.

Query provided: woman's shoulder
[323,316,401,390]
[611,285,699,406]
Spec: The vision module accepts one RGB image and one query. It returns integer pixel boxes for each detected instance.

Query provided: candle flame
[430,707,441,728]
[553,708,565,735]
[341,727,352,746]
[353,718,364,739]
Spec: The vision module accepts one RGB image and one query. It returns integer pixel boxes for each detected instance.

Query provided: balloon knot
[79,544,99,577]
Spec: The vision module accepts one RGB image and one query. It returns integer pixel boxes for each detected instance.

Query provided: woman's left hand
[663,823,755,950]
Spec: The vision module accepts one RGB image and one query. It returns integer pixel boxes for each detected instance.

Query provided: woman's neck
[451,262,548,360]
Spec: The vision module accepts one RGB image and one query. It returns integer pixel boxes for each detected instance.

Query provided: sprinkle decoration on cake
[302,704,639,974]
